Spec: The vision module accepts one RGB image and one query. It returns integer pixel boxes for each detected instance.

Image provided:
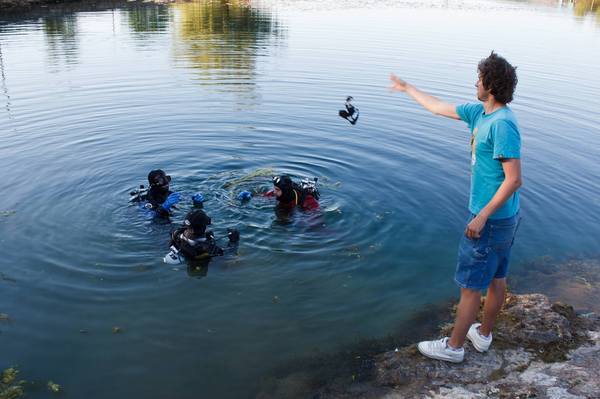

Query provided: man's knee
[460,287,482,299]
[489,278,507,291]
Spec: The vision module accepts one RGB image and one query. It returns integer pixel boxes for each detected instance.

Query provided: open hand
[465,214,487,239]
[390,73,409,92]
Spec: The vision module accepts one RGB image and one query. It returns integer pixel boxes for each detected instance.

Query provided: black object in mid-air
[339,96,359,125]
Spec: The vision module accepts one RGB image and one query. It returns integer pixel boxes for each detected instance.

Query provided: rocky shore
[259,292,600,398]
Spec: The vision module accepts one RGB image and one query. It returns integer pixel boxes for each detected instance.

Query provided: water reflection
[127,3,171,34]
[172,0,283,92]
[1,2,599,398]
[573,0,600,17]
[42,14,79,69]
[186,262,209,278]
[0,41,12,119]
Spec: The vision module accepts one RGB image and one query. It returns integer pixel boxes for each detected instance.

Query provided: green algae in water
[1,368,61,398]
[0,368,25,399]
[222,168,275,189]
[47,381,61,393]
[1,369,18,386]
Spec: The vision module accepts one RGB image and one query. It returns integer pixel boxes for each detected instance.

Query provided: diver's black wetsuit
[146,186,172,218]
[169,229,224,260]
[131,169,178,219]
[266,176,320,210]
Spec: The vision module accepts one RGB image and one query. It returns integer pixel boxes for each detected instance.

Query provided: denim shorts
[454,212,521,291]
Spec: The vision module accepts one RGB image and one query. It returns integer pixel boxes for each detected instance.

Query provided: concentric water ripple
[1,1,599,398]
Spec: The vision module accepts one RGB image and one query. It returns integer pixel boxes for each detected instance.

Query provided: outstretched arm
[390,74,460,120]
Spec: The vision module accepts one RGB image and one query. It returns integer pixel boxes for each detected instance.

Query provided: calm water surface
[1,0,599,397]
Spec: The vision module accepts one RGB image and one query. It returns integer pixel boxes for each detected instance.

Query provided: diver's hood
[273,175,292,190]
[273,175,295,203]
[184,210,211,235]
[277,187,296,203]
[148,169,171,188]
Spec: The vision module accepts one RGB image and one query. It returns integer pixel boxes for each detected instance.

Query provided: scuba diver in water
[264,175,320,210]
[130,169,181,218]
[164,209,240,265]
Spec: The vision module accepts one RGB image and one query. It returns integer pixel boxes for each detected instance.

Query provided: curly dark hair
[478,51,518,104]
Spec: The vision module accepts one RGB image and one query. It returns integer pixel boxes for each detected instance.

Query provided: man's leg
[479,277,506,336]
[448,288,481,348]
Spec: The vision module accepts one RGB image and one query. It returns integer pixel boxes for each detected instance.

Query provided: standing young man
[390,52,522,363]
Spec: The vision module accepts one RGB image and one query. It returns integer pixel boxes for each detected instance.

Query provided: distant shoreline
[0,0,173,15]
[2,0,597,18]
[1,0,77,13]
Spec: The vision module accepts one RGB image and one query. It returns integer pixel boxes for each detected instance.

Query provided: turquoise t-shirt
[456,103,521,219]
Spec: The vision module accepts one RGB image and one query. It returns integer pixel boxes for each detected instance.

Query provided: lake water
[1,0,599,397]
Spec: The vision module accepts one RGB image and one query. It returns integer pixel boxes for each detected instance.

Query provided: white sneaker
[417,337,464,363]
[467,323,492,352]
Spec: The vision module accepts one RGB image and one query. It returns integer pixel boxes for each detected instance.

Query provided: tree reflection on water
[171,0,283,93]
[42,14,79,70]
[572,0,600,17]
[127,3,171,35]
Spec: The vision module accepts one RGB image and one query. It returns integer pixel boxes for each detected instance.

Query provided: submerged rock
[511,257,600,314]
[261,292,600,399]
